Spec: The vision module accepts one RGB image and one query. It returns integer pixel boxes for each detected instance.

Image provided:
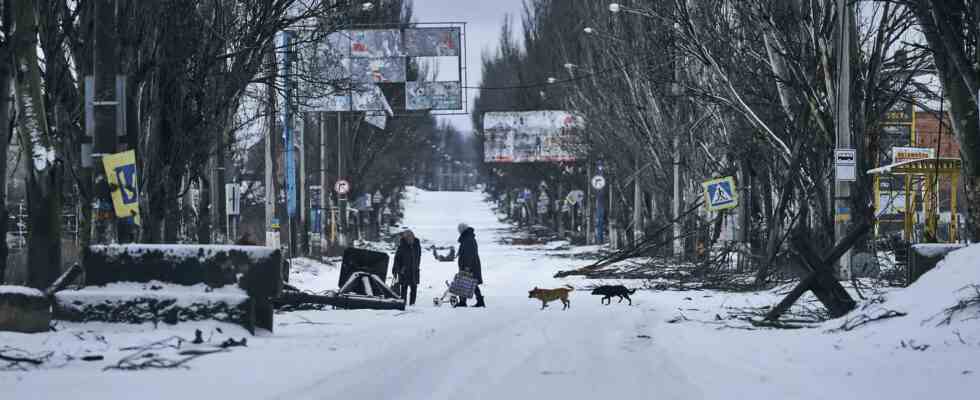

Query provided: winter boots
[474,294,486,308]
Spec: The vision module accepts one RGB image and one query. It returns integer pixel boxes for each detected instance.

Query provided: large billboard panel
[350,29,404,58]
[406,81,462,110]
[352,84,393,113]
[483,111,584,163]
[309,94,352,112]
[404,28,461,56]
[312,26,465,113]
[350,57,406,83]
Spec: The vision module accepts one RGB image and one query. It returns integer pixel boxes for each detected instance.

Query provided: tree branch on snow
[930,285,980,327]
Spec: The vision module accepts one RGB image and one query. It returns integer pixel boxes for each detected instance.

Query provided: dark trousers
[460,285,483,307]
[400,283,417,305]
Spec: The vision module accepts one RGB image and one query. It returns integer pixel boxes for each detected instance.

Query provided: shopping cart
[433,271,476,307]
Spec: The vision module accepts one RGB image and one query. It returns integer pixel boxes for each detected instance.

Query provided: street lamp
[608,3,622,13]
[547,77,558,84]
[583,27,595,34]
[361,2,374,11]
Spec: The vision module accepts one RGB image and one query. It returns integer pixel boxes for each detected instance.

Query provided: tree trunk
[197,175,211,244]
[0,6,11,283]
[13,0,63,289]
[913,1,980,241]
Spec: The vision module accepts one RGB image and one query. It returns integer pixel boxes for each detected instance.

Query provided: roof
[866,157,962,176]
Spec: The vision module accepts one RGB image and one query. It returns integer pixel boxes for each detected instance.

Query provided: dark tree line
[472,0,962,284]
[0,0,460,286]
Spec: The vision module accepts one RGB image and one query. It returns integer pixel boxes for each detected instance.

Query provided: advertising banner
[406,81,462,110]
[483,111,584,163]
[101,150,140,224]
[350,29,404,58]
[404,28,461,56]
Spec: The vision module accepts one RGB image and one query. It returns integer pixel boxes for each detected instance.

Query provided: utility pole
[264,42,277,248]
[633,158,643,246]
[673,130,683,257]
[88,0,126,244]
[586,161,593,245]
[298,116,306,255]
[834,0,853,279]
[320,112,327,254]
[336,112,347,247]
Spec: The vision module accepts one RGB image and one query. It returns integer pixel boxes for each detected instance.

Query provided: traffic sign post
[835,149,857,182]
[334,179,351,195]
[591,175,606,190]
[702,176,739,212]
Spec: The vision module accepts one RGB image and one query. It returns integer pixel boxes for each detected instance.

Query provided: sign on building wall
[891,147,935,164]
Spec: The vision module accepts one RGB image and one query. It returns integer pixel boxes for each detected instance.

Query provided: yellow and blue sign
[702,176,738,212]
[102,150,140,225]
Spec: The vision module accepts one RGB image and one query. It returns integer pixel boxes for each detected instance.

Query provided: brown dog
[528,285,574,310]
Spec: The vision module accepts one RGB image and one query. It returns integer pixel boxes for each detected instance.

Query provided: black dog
[591,285,637,305]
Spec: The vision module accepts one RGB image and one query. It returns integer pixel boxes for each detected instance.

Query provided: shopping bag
[449,271,477,299]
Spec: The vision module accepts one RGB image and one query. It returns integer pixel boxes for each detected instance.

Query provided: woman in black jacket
[455,223,485,308]
[392,230,422,305]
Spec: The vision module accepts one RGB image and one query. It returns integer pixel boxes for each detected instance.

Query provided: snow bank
[90,244,277,263]
[884,243,980,323]
[911,243,967,258]
[55,281,249,308]
[0,285,45,297]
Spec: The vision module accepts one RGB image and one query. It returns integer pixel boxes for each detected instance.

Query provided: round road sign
[591,175,607,190]
[334,179,350,195]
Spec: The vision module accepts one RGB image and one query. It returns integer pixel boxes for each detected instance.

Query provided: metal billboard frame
[302,21,469,117]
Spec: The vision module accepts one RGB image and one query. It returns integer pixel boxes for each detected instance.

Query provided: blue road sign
[702,176,738,212]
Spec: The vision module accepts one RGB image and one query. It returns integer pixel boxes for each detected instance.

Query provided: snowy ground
[2,188,979,399]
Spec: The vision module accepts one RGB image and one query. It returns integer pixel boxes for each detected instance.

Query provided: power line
[461,52,671,91]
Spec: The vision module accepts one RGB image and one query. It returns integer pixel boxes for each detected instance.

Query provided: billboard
[308,26,465,113]
[483,111,584,163]
[404,28,461,56]
[406,81,462,110]
[352,83,393,113]
[350,29,404,58]
[350,57,406,83]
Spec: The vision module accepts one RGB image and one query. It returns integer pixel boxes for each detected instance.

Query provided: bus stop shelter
[867,157,961,243]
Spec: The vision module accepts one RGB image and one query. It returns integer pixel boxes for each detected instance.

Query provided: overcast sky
[412,0,527,133]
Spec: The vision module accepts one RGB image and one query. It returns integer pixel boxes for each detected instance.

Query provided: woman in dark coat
[455,223,485,307]
[393,230,422,305]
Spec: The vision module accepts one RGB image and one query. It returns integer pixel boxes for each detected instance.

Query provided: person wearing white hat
[455,223,484,307]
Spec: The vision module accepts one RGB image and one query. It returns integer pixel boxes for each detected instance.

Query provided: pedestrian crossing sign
[702,176,738,212]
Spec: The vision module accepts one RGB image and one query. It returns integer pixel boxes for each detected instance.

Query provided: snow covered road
[3,189,978,399]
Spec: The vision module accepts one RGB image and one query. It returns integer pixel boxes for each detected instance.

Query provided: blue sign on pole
[278,31,298,218]
[702,176,739,212]
[311,209,322,233]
